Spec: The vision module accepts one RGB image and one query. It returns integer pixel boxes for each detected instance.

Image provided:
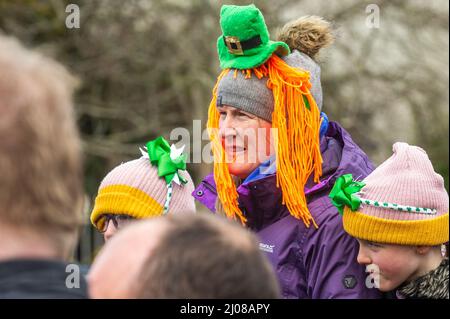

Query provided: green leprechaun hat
[217,4,290,69]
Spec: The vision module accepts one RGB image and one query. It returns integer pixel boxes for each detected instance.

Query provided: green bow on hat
[217,4,290,70]
[329,174,365,215]
[146,136,187,186]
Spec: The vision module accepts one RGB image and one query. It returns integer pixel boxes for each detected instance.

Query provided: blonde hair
[0,35,84,258]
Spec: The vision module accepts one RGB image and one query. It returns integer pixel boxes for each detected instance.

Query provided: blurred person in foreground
[88,213,281,298]
[0,34,87,298]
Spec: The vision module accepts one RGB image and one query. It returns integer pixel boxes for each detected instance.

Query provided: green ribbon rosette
[329,174,365,215]
[146,136,187,186]
[143,136,188,214]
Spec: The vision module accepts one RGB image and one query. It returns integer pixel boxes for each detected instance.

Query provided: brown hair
[135,213,281,298]
[0,35,84,258]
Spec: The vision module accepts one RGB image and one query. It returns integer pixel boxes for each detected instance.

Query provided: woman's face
[218,105,275,179]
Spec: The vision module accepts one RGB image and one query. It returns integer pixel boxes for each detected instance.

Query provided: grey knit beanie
[216,16,334,122]
[217,50,322,122]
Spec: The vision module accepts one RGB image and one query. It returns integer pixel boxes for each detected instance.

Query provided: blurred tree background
[1,0,448,262]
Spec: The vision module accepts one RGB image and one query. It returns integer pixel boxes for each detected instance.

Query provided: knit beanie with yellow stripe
[331,142,448,246]
[208,5,335,227]
[90,141,196,231]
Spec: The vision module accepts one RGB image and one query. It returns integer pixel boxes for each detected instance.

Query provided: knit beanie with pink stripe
[90,153,196,231]
[341,142,449,245]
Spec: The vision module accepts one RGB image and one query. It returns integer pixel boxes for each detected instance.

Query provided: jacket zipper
[202,180,217,195]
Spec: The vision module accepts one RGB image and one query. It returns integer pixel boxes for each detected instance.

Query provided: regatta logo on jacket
[259,243,275,253]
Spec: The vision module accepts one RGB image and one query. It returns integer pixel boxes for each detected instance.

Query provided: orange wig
[207,54,323,228]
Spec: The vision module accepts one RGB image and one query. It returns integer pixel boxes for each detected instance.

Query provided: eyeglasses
[97,214,136,233]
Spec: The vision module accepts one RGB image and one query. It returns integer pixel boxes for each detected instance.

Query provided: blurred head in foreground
[88,213,281,298]
[0,34,84,261]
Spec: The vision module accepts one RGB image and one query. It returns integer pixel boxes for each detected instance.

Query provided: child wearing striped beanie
[90,136,196,241]
[330,142,449,299]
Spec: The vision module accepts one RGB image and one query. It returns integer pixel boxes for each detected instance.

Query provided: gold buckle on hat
[225,36,244,55]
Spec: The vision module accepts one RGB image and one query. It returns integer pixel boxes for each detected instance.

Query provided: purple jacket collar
[193,121,373,231]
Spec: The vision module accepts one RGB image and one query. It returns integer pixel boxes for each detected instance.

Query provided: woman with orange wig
[193,4,382,299]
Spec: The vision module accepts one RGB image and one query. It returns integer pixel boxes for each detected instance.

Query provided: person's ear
[415,246,432,255]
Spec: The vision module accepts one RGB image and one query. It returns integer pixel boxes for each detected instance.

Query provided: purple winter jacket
[193,122,382,299]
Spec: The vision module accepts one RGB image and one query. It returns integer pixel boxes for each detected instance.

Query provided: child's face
[356,239,422,292]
